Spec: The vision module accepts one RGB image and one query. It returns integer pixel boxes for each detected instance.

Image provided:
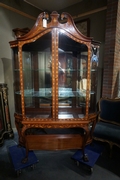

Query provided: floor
[0,132,120,180]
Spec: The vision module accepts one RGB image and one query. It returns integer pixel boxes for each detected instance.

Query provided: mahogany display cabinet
[9,11,100,162]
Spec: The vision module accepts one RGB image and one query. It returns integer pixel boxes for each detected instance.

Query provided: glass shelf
[15,88,95,98]
[14,68,89,72]
[15,87,95,111]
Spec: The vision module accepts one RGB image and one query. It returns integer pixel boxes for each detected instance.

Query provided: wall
[102,0,120,98]
[0,60,4,82]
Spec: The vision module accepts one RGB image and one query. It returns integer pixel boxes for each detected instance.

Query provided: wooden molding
[73,6,107,20]
[0,2,36,20]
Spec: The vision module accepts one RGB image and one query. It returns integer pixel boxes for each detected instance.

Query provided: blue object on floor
[72,143,104,169]
[9,145,39,173]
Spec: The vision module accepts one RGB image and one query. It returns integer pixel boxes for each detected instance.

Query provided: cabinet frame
[9,11,100,161]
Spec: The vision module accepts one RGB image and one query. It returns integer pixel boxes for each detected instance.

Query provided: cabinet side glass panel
[0,92,4,131]
[22,32,52,118]
[58,33,89,119]
[90,45,99,112]
[13,47,22,114]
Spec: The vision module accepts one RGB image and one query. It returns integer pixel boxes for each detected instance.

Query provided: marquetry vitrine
[0,83,14,146]
[9,11,100,162]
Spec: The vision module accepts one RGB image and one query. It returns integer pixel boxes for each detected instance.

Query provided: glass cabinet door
[22,32,52,118]
[57,33,89,119]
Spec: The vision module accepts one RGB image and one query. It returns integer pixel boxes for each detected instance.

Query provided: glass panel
[58,33,89,119]
[22,32,52,118]
[90,45,99,112]
[13,47,22,114]
[22,51,33,107]
[0,92,3,131]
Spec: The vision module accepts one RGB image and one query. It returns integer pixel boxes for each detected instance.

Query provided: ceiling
[24,0,83,11]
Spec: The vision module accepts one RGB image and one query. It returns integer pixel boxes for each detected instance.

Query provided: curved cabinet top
[9,11,93,47]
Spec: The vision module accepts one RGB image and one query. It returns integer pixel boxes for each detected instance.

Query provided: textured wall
[102,0,120,98]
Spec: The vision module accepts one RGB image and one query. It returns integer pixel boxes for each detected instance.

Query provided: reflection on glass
[90,45,99,111]
[22,52,32,107]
